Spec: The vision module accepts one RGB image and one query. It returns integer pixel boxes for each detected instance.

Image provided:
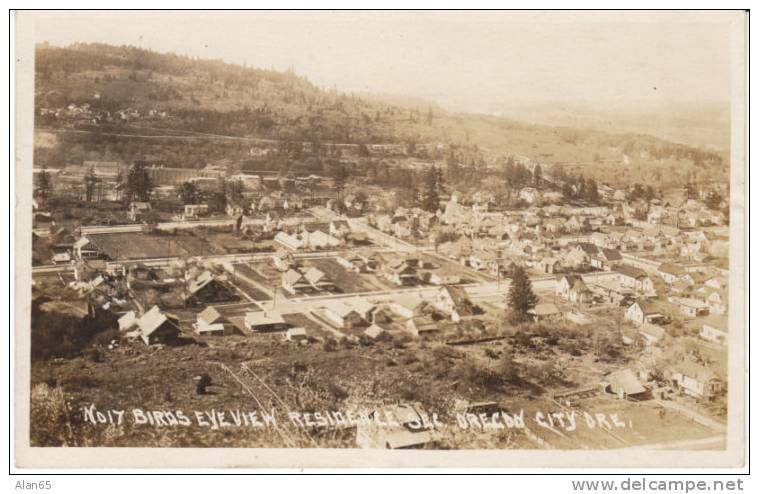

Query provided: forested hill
[34,43,728,187]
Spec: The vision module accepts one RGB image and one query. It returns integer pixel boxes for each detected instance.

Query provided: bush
[30,383,74,446]
[392,334,412,349]
[90,329,120,348]
[328,382,349,400]
[322,337,338,352]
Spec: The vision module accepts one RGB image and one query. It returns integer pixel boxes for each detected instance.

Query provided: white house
[196,306,234,336]
[625,300,666,326]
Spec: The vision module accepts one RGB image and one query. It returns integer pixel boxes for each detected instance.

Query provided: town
[29,43,730,451]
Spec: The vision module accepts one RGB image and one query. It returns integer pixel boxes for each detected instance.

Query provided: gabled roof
[616,264,648,280]
[364,324,385,339]
[198,306,225,325]
[303,267,327,285]
[576,242,599,254]
[282,269,305,286]
[631,299,662,315]
[138,306,178,336]
[658,262,686,276]
[187,271,216,295]
[600,248,622,261]
[559,274,584,286]
[673,361,720,383]
[118,310,137,330]
[441,285,474,311]
[245,310,285,327]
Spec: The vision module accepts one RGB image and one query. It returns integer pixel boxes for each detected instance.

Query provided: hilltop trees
[507,265,538,324]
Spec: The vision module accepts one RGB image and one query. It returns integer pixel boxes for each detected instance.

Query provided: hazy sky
[24,10,738,114]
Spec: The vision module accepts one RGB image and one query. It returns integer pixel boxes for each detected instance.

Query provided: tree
[196,373,212,395]
[705,191,724,210]
[84,166,97,202]
[207,192,227,214]
[585,178,600,205]
[533,164,543,188]
[507,265,539,324]
[125,161,152,202]
[178,181,199,205]
[36,164,52,205]
[333,164,349,203]
[423,166,442,212]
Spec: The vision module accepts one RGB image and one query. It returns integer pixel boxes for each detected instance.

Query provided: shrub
[328,382,349,401]
[322,337,338,352]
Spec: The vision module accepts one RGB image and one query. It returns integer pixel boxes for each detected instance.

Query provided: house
[615,265,656,296]
[674,297,710,318]
[284,327,308,342]
[625,300,666,326]
[303,230,341,249]
[590,248,623,271]
[405,316,440,337]
[272,248,296,272]
[700,315,728,345]
[382,259,419,286]
[137,306,181,345]
[303,266,335,291]
[541,256,563,275]
[427,270,462,286]
[195,306,235,336]
[670,362,724,399]
[604,369,649,400]
[556,275,583,299]
[183,203,208,220]
[73,236,103,261]
[658,263,687,284]
[704,289,728,315]
[244,310,289,332]
[274,231,303,251]
[565,216,585,233]
[356,404,439,449]
[434,285,477,322]
[281,269,311,294]
[528,303,562,322]
[323,300,365,329]
[184,271,234,306]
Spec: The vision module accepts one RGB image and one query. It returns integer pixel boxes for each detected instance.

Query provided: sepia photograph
[11,9,748,470]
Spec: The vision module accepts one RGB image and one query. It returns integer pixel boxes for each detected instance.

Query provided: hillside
[33,43,729,187]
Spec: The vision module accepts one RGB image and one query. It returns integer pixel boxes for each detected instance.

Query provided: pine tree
[533,164,542,188]
[423,166,441,212]
[36,164,51,204]
[507,265,539,323]
[84,166,97,202]
[333,164,349,203]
